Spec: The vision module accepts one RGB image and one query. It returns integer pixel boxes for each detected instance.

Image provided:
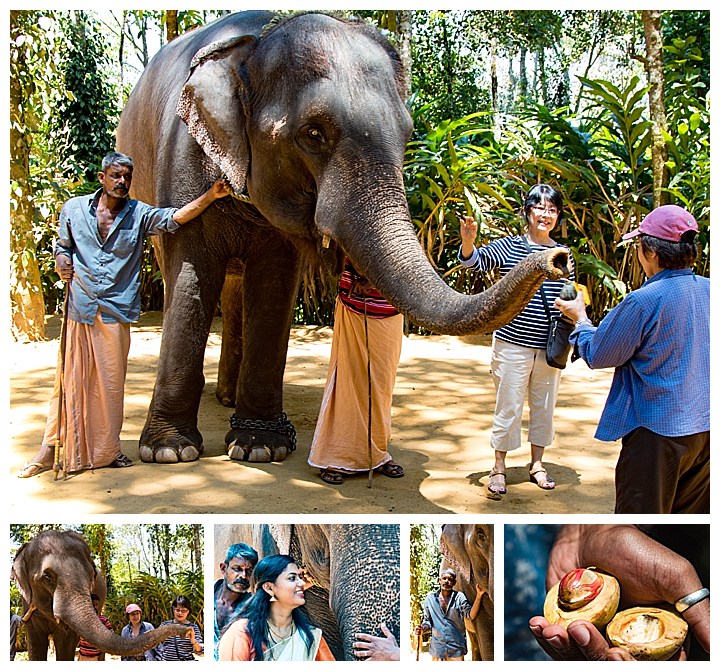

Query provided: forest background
[9,524,204,658]
[9,9,710,341]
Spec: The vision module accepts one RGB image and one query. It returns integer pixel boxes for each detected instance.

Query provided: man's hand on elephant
[55,254,74,282]
[353,623,400,661]
[211,179,233,200]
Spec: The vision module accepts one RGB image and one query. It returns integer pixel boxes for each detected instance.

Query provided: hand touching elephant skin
[11,530,190,661]
[116,11,570,464]
[215,524,400,661]
[440,524,494,660]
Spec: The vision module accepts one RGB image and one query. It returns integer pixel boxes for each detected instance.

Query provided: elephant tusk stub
[22,603,37,622]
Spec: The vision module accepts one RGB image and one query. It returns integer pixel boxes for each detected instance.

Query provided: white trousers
[489,337,562,452]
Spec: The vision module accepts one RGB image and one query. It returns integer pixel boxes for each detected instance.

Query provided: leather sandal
[529,466,556,490]
[486,469,506,500]
[375,461,404,478]
[17,462,50,478]
[320,469,344,485]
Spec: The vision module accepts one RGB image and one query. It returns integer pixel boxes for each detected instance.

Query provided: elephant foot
[139,440,204,464]
[226,412,297,463]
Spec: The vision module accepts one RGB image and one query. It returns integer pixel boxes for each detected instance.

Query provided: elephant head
[176,12,569,336]
[215,524,399,661]
[11,530,190,661]
[440,524,494,660]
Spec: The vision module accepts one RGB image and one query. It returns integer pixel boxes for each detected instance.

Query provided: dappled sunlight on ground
[10,312,619,515]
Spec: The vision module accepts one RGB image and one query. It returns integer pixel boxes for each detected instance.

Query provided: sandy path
[9,312,618,515]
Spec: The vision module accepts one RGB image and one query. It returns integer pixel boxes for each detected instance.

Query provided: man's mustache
[232,578,250,588]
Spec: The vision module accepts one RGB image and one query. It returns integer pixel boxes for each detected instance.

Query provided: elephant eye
[298,124,330,154]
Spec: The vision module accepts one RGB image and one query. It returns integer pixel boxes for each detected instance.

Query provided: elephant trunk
[55,592,189,657]
[325,524,400,660]
[317,161,569,336]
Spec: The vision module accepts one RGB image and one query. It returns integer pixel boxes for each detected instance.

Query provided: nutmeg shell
[544,568,620,629]
[606,606,688,660]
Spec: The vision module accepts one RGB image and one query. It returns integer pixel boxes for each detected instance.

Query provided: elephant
[115,10,570,464]
[11,530,190,661]
[214,523,399,661]
[439,524,494,661]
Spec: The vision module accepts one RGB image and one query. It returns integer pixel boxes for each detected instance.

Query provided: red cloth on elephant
[308,291,403,474]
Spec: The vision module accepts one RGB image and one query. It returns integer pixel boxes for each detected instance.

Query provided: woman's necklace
[266,622,295,661]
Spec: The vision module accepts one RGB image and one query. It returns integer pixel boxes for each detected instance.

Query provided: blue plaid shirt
[570,268,709,441]
[55,189,179,324]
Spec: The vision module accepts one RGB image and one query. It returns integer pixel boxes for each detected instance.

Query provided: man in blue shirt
[555,205,709,514]
[18,152,231,478]
[415,568,483,661]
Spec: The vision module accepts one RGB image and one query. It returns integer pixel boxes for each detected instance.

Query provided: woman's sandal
[486,469,506,500]
[376,461,404,478]
[320,469,344,485]
[529,466,556,490]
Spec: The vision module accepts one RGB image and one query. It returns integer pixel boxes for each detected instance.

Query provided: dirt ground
[9,311,619,515]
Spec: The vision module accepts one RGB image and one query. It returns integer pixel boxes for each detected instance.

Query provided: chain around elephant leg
[226,413,297,463]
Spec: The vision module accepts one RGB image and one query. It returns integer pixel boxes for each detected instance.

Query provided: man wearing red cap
[555,205,709,514]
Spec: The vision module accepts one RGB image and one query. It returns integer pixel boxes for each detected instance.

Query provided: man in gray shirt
[18,152,231,478]
[416,568,483,661]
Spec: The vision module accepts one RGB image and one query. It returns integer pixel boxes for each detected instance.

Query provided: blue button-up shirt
[421,589,471,659]
[570,268,709,441]
[55,189,179,324]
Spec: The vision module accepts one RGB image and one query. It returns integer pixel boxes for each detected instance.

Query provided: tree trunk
[9,11,46,342]
[394,10,413,101]
[166,10,179,42]
[641,10,669,207]
[192,525,202,573]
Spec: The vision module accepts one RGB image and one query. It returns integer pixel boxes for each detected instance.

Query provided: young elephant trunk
[319,169,570,336]
[56,593,189,657]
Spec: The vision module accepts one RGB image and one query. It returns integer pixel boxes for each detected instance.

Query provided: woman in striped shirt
[458,184,574,499]
[159,595,203,661]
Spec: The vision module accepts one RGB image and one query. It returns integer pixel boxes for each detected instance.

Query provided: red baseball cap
[622,205,698,242]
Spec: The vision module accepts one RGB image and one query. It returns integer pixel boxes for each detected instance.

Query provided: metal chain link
[229,412,297,452]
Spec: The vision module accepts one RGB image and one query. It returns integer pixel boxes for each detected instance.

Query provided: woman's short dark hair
[243,554,315,661]
[639,233,698,269]
[172,595,192,612]
[520,183,565,229]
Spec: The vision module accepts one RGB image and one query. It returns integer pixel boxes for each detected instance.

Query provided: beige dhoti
[41,312,131,473]
[308,297,403,473]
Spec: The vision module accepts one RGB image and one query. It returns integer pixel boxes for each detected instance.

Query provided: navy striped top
[159,621,203,661]
[458,235,574,349]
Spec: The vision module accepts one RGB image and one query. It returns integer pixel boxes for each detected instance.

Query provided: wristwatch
[575,317,592,327]
[674,587,709,613]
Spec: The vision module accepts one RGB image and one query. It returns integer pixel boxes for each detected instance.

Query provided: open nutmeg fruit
[544,567,620,629]
[543,568,689,660]
[606,606,688,660]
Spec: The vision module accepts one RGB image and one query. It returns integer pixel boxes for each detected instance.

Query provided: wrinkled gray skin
[440,524,494,661]
[214,524,399,661]
[116,11,569,463]
[11,530,189,661]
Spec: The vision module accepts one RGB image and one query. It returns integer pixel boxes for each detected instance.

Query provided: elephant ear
[176,35,257,195]
[11,542,33,604]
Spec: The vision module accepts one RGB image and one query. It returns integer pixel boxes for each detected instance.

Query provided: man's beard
[226,578,250,594]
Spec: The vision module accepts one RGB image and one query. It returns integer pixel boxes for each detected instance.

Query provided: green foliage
[104,570,204,634]
[410,525,442,639]
[54,12,118,183]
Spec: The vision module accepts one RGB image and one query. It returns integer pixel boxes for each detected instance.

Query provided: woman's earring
[269,593,277,602]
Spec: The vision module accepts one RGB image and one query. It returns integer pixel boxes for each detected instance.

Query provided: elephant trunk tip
[547,246,571,279]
